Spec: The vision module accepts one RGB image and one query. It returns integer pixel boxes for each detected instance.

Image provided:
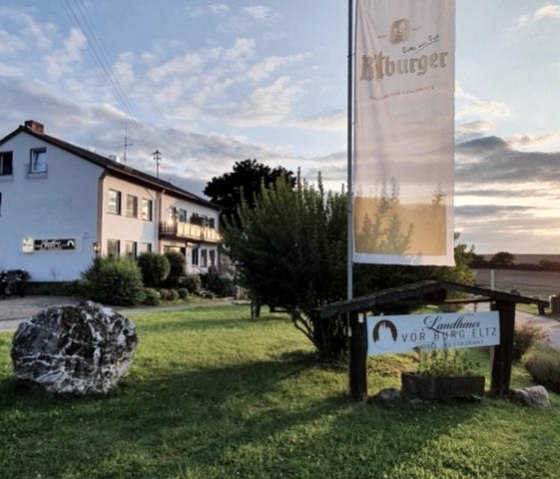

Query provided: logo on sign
[390,18,410,44]
[371,319,398,350]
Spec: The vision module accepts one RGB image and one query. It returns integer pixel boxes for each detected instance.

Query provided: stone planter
[401,372,485,400]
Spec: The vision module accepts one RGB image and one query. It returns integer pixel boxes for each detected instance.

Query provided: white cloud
[243,6,271,21]
[185,4,229,19]
[43,27,86,78]
[515,3,560,28]
[291,110,347,132]
[215,76,303,127]
[247,54,307,82]
[224,38,255,61]
[455,83,510,123]
[147,53,202,82]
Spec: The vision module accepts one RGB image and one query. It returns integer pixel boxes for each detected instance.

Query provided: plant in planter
[401,349,485,400]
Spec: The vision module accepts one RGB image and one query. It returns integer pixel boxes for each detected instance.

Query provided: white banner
[353,0,455,265]
[367,311,500,355]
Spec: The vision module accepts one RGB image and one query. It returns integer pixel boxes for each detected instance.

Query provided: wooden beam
[490,301,516,397]
[348,312,368,402]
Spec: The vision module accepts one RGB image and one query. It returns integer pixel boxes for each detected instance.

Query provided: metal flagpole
[347,0,354,301]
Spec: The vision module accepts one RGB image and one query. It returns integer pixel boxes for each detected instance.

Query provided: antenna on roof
[122,124,133,165]
[153,150,162,178]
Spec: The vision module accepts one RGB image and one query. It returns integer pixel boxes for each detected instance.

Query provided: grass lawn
[1,305,559,479]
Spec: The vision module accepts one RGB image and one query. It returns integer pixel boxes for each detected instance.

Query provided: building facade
[0,121,221,281]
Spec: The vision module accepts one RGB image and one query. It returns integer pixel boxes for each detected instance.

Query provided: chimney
[24,120,44,134]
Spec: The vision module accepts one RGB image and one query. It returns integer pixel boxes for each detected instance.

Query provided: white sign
[367,311,500,355]
[354,0,455,266]
[22,237,34,253]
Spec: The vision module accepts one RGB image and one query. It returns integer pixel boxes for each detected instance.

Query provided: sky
[1,0,559,254]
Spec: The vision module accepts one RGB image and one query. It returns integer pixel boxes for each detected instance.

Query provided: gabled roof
[318,280,549,318]
[0,123,220,210]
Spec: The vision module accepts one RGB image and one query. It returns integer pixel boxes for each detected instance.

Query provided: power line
[58,0,158,150]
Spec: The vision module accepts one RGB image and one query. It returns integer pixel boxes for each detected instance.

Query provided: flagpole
[347,0,354,302]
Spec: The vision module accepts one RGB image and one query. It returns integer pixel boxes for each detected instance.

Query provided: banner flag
[353,0,455,266]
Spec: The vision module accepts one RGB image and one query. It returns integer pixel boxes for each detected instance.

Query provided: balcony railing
[159,221,222,243]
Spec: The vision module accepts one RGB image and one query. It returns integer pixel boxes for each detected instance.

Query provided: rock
[11,301,137,396]
[372,387,402,405]
[511,385,550,408]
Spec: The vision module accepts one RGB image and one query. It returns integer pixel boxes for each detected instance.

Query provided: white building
[0,120,221,281]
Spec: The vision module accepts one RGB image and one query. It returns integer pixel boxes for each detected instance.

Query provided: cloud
[455,84,510,123]
[247,54,307,82]
[456,135,560,183]
[291,109,347,132]
[243,6,273,21]
[516,4,560,28]
[185,4,229,19]
[43,27,86,78]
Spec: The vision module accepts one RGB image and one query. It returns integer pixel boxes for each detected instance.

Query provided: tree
[223,173,347,360]
[203,159,296,225]
[489,251,516,269]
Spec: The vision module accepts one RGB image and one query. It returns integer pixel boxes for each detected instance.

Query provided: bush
[513,320,549,361]
[82,256,145,306]
[523,346,560,393]
[137,252,170,286]
[143,288,161,305]
[179,274,202,294]
[177,288,189,300]
[164,251,186,279]
[201,266,235,297]
[159,288,180,301]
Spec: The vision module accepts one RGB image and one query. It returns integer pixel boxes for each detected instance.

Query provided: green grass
[1,305,560,478]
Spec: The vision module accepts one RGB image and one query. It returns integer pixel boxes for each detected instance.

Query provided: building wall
[0,132,101,281]
[100,175,159,256]
[160,193,220,274]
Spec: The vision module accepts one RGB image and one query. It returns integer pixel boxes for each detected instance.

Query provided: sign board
[33,238,76,252]
[367,311,500,355]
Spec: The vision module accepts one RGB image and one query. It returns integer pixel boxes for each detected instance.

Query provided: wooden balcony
[159,221,222,244]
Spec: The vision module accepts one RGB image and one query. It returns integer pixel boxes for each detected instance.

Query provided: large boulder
[11,301,137,396]
[510,385,550,408]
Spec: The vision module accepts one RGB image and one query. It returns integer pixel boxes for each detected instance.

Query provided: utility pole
[123,124,133,165]
[153,150,162,178]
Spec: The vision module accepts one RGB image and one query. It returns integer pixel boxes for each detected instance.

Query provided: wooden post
[349,312,368,402]
[490,301,515,396]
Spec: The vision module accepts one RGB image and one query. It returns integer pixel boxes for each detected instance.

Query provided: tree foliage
[223,174,347,360]
[489,251,516,269]
[203,159,296,225]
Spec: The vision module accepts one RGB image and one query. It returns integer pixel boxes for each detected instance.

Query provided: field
[473,268,560,299]
[1,304,560,478]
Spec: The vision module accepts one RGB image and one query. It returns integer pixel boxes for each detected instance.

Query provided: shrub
[137,252,170,286]
[177,288,189,300]
[143,288,161,306]
[179,273,202,294]
[159,288,180,301]
[201,266,235,297]
[513,320,548,361]
[523,346,560,393]
[164,251,186,279]
[415,349,481,376]
[82,256,145,305]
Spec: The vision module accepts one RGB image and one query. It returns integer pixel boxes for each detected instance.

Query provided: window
[200,249,208,267]
[208,218,216,229]
[0,151,13,176]
[191,248,199,266]
[124,241,137,257]
[108,189,121,214]
[141,199,153,221]
[209,250,216,267]
[107,239,120,257]
[29,148,47,174]
[126,195,138,218]
[141,242,152,253]
[178,208,187,223]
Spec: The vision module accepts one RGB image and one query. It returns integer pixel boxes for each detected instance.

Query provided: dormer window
[29,148,47,174]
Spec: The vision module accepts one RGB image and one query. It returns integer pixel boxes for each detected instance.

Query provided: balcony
[159,221,222,244]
